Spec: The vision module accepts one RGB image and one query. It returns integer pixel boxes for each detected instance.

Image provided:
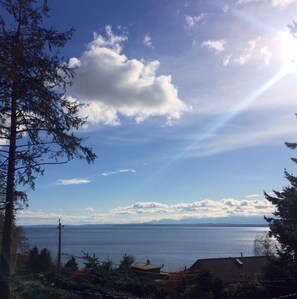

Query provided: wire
[270,292,297,299]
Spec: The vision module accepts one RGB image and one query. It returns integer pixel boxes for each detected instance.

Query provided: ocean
[23,224,268,272]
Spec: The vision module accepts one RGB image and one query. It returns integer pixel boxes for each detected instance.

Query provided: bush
[13,280,84,299]
[225,281,267,299]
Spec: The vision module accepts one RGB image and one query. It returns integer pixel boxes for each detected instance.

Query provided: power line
[270,292,297,299]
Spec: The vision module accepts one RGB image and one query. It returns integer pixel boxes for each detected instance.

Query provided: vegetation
[119,253,135,270]
[263,141,297,291]
[0,0,295,296]
[162,269,227,299]
[225,281,266,299]
[6,237,295,299]
[0,0,96,297]
[253,233,276,256]
[11,247,162,299]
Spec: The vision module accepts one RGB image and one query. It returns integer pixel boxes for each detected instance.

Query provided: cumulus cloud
[112,198,274,218]
[143,34,153,47]
[111,202,170,214]
[16,197,275,225]
[56,178,91,185]
[201,39,226,52]
[69,26,189,126]
[185,13,208,28]
[101,168,136,176]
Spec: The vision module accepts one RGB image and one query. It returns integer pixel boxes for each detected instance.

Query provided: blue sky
[15,0,297,225]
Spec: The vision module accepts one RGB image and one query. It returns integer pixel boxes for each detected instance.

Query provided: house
[130,260,167,279]
[189,255,270,283]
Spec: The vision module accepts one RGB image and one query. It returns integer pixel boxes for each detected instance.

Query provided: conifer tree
[265,141,297,281]
[38,248,53,273]
[0,0,96,297]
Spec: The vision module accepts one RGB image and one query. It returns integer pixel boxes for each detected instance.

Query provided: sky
[12,0,297,225]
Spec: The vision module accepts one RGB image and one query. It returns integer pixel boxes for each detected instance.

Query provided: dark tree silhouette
[265,141,297,281]
[26,245,39,274]
[0,0,96,297]
[38,248,53,273]
[62,256,79,274]
[119,254,135,270]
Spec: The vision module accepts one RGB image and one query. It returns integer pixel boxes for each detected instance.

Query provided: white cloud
[111,202,170,215]
[234,37,260,65]
[16,210,112,225]
[236,0,260,4]
[16,197,274,225]
[101,168,136,176]
[143,34,153,47]
[77,99,120,127]
[235,54,251,65]
[225,37,272,66]
[85,207,95,212]
[247,38,259,51]
[260,46,272,65]
[201,39,226,52]
[111,198,274,218]
[272,0,297,7]
[69,26,189,126]
[246,194,263,198]
[223,5,229,12]
[236,0,297,7]
[223,55,232,66]
[56,178,91,185]
[185,13,208,28]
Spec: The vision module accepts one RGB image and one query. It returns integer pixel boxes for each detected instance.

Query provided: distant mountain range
[145,216,268,226]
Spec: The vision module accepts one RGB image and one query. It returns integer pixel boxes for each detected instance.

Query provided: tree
[254,233,276,256]
[265,141,297,281]
[26,245,39,274]
[62,256,79,274]
[26,246,53,273]
[119,254,135,270]
[0,214,29,273]
[0,1,96,297]
[38,248,53,273]
[82,251,100,270]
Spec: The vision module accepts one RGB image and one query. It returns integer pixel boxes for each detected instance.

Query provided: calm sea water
[23,225,268,272]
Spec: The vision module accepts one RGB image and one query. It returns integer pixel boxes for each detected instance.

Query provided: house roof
[131,262,162,271]
[190,256,270,283]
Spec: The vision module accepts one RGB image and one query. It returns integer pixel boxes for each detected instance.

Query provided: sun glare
[280,31,297,73]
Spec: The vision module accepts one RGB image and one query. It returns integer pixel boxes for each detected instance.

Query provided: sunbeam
[128,67,290,194]
[174,67,289,159]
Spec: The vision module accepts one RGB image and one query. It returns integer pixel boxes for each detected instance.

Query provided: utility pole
[57,219,64,272]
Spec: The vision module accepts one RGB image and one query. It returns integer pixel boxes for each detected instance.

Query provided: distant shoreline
[22,223,268,228]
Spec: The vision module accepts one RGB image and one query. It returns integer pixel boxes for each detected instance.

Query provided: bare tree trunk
[0,186,15,299]
[0,87,17,299]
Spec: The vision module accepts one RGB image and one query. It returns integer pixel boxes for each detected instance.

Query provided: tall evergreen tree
[0,0,96,297]
[38,248,53,273]
[26,245,39,274]
[265,141,297,281]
